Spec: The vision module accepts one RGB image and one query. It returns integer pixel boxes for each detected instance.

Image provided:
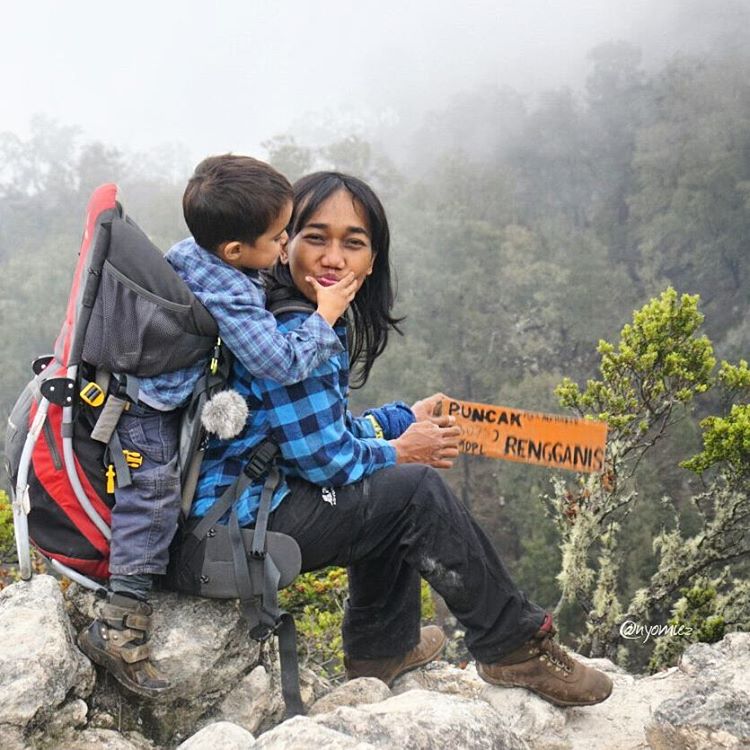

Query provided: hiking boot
[477,616,612,707]
[345,625,448,686]
[78,593,170,698]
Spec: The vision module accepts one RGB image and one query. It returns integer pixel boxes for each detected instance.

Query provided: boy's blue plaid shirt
[138,238,342,409]
[191,309,415,526]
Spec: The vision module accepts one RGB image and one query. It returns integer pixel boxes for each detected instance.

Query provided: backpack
[4,184,221,585]
[4,184,306,714]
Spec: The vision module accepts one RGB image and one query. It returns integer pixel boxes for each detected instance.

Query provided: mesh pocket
[82,261,202,375]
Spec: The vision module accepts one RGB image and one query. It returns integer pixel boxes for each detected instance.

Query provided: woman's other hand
[391,416,460,469]
[411,393,448,422]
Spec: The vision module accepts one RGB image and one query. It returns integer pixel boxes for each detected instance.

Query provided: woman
[193,172,612,707]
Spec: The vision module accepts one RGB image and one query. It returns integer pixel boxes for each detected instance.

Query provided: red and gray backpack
[4,184,222,583]
[4,184,305,715]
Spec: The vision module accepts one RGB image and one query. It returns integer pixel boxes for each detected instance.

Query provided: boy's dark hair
[183,154,292,251]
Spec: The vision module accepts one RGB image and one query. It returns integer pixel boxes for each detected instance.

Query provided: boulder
[257,689,528,749]
[177,720,256,749]
[0,575,95,748]
[308,677,392,716]
[645,633,750,750]
[67,585,261,746]
[254,716,377,749]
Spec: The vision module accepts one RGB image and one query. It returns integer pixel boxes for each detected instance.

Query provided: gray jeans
[109,402,181,576]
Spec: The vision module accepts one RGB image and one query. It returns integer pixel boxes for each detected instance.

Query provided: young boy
[78,155,356,697]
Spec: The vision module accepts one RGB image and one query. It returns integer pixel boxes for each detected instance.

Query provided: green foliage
[682,403,750,477]
[649,578,727,672]
[0,490,14,561]
[278,567,436,679]
[279,568,348,676]
[681,360,750,478]
[556,288,715,444]
[552,290,749,665]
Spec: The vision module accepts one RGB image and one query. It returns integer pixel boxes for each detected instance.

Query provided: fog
[2,0,741,163]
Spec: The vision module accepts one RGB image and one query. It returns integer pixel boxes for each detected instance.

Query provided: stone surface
[177,720,256,749]
[644,633,750,750]
[5,575,750,750]
[314,689,527,749]
[0,576,95,743]
[255,716,377,749]
[51,727,155,749]
[217,665,282,735]
[392,660,484,699]
[308,677,392,716]
[68,585,261,745]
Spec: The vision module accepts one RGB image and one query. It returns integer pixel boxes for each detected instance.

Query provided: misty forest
[1,28,749,675]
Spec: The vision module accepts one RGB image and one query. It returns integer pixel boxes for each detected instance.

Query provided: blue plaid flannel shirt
[138,238,342,409]
[191,309,414,526]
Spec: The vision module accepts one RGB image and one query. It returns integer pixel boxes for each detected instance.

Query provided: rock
[51,727,155,749]
[678,632,750,694]
[644,634,750,750]
[308,677,392,716]
[392,660,484,699]
[480,684,568,750]
[0,576,95,743]
[177,720,256,749]
[646,687,750,749]
[254,716,378,749]
[68,585,261,746]
[217,665,282,734]
[313,689,527,749]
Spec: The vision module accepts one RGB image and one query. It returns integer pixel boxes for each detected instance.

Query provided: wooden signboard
[439,397,608,474]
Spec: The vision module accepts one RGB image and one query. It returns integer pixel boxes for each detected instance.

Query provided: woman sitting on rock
[191,171,612,708]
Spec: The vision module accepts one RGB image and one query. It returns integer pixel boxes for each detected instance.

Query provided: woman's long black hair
[266,171,403,388]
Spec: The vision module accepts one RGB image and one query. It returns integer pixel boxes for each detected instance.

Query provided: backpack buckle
[242,440,279,480]
[80,381,106,408]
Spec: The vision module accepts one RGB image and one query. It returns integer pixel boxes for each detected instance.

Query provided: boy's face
[219,200,292,270]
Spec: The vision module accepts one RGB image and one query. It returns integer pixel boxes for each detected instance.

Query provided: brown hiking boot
[345,625,447,686]
[477,616,612,707]
[78,593,170,698]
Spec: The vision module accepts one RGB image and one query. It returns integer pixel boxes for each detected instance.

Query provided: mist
[3,0,744,164]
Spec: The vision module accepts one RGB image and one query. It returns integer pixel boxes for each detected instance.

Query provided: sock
[109,573,153,602]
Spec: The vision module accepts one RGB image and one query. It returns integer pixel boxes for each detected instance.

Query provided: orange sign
[440,397,608,473]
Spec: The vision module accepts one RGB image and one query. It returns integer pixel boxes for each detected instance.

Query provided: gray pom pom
[201,390,249,440]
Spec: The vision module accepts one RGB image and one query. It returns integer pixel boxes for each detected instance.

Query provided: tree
[551,289,749,666]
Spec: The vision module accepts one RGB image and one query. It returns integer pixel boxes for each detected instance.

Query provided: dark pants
[267,464,546,662]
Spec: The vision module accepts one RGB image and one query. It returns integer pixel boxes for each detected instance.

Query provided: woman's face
[281,189,375,303]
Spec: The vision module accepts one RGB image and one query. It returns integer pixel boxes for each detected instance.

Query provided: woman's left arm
[348,401,416,440]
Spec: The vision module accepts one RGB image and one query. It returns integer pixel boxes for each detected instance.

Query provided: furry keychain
[201,390,249,439]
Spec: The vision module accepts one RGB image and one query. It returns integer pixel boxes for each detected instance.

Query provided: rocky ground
[1,575,749,749]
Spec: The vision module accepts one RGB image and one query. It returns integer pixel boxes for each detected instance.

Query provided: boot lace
[539,635,575,672]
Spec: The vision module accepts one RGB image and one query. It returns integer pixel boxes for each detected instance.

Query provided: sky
[0,0,738,163]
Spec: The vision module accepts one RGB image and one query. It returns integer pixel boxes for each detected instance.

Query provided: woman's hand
[410,393,448,422]
[391,416,461,469]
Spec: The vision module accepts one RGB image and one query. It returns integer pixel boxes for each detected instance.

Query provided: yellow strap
[106,465,116,494]
[365,414,385,440]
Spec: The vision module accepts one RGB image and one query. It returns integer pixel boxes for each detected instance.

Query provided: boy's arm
[204,284,344,385]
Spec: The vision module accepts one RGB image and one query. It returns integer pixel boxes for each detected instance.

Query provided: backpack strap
[187,440,304,717]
